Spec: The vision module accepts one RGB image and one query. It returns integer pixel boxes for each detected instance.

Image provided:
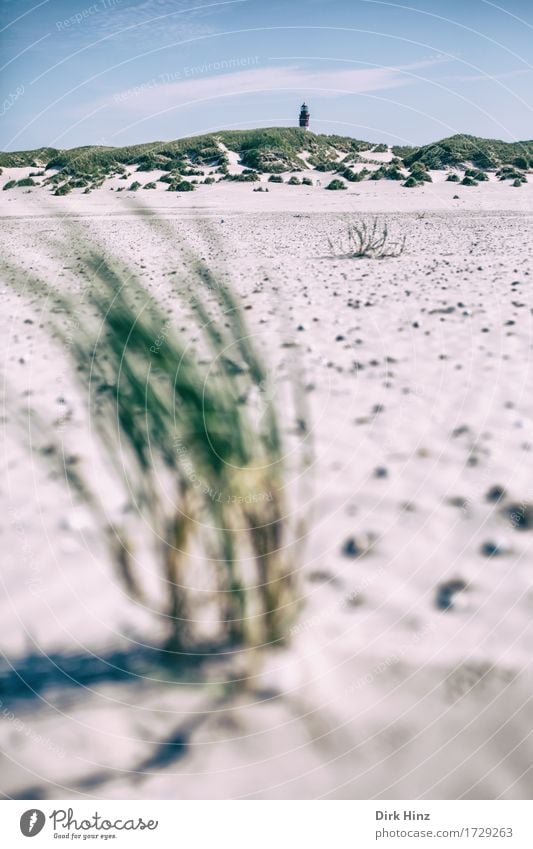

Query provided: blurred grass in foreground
[5,223,302,660]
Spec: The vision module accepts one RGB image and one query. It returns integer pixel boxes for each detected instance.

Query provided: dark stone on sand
[504,503,533,531]
[436,579,467,611]
[485,484,506,503]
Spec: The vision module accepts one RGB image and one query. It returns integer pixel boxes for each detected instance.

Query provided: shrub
[497,167,527,183]
[409,163,432,182]
[328,217,406,259]
[203,176,215,185]
[446,173,460,182]
[370,166,404,181]
[167,180,194,191]
[143,182,157,189]
[302,177,313,186]
[3,180,16,190]
[325,179,347,190]
[465,168,488,181]
[512,178,522,187]
[461,176,478,186]
[54,182,72,195]
[128,181,141,191]
[227,169,260,182]
[268,175,283,183]
[17,177,36,187]
[402,176,420,188]
[287,176,301,185]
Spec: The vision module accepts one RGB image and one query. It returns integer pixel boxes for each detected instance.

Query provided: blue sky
[1,0,533,150]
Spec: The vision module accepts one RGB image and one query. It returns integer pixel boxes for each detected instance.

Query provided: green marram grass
[5,224,301,657]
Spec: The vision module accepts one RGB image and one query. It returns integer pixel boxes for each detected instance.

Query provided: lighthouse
[299,102,310,129]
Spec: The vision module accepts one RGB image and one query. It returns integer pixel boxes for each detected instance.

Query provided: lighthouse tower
[299,102,310,129]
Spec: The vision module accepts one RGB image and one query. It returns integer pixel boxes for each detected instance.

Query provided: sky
[1,0,533,151]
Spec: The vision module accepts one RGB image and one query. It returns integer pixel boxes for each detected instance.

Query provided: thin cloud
[440,67,533,83]
[105,57,448,115]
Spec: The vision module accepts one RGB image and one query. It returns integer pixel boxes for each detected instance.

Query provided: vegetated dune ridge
[1,173,533,800]
[1,128,533,199]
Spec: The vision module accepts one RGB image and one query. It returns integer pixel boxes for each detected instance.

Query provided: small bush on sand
[465,168,488,181]
[268,174,283,183]
[328,216,406,259]
[204,176,215,184]
[402,176,420,188]
[287,176,301,185]
[54,182,72,195]
[341,167,369,182]
[17,177,36,187]
[409,162,432,182]
[461,176,478,186]
[167,180,194,192]
[128,181,141,191]
[302,177,313,185]
[512,178,522,187]
[3,180,16,190]
[143,182,157,189]
[446,173,460,182]
[497,166,525,181]
[227,170,260,182]
[325,179,347,190]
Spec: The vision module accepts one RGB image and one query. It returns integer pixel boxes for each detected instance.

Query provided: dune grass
[5,224,301,658]
[328,216,406,259]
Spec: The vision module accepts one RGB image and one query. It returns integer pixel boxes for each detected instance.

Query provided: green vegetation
[399,134,533,170]
[465,168,489,181]
[17,176,36,187]
[225,169,260,182]
[325,179,347,190]
[167,180,195,191]
[497,165,527,182]
[268,174,284,183]
[287,176,301,185]
[409,162,432,182]
[53,182,72,195]
[402,176,421,188]
[5,225,301,655]
[3,180,16,190]
[446,173,461,182]
[302,177,313,185]
[3,129,532,192]
[128,181,141,191]
[461,176,478,186]
[341,167,369,182]
[369,165,404,181]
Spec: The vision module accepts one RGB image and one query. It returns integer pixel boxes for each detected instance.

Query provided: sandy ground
[1,179,533,800]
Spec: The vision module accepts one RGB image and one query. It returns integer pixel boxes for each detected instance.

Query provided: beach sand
[1,177,533,799]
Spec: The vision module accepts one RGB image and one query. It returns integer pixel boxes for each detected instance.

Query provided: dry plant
[328,216,406,259]
[5,226,302,659]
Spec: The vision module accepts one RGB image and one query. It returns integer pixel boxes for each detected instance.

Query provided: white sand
[1,178,533,800]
